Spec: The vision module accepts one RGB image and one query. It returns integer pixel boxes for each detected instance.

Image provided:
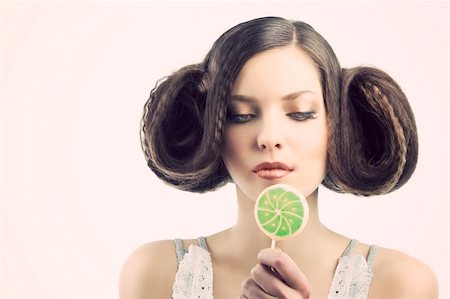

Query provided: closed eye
[287,112,317,121]
[226,113,256,124]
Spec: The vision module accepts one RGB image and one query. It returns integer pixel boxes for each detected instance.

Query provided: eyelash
[227,114,255,123]
[226,112,316,124]
[287,112,317,121]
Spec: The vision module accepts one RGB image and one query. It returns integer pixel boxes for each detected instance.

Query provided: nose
[256,118,283,151]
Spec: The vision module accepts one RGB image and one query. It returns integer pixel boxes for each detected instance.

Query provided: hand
[238,248,312,299]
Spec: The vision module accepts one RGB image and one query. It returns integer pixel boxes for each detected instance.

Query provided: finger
[257,248,312,295]
[251,263,295,298]
[241,278,277,299]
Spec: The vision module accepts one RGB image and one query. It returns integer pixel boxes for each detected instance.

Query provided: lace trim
[172,240,374,299]
[327,255,373,299]
[172,245,213,299]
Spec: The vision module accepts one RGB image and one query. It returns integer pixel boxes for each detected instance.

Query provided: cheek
[221,129,245,168]
[295,123,327,155]
[310,133,328,160]
[292,130,328,196]
[293,122,328,174]
[312,118,328,153]
[313,126,329,176]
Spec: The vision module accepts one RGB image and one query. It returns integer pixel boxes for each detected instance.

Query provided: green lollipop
[254,184,309,246]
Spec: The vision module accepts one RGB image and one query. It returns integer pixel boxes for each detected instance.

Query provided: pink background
[1,1,448,298]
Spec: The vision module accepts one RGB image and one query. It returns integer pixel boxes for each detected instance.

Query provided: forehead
[231,45,322,99]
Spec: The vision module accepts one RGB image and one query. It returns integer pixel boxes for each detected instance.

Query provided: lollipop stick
[269,239,279,275]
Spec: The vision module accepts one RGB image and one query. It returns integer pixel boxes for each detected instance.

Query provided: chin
[260,178,320,199]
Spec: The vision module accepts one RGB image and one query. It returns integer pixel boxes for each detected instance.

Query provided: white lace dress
[172,238,377,299]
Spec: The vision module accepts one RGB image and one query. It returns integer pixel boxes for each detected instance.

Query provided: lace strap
[341,239,358,256]
[197,237,209,252]
[174,238,210,265]
[341,240,377,269]
[172,240,214,299]
[366,245,377,270]
[174,238,187,265]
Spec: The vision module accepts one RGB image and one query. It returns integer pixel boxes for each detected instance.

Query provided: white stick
[270,239,278,273]
[271,239,276,249]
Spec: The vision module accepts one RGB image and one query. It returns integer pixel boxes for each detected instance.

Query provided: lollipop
[254,184,309,248]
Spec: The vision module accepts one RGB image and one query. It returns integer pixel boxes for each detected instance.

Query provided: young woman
[120,17,438,299]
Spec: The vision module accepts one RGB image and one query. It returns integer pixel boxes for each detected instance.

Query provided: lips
[253,162,292,180]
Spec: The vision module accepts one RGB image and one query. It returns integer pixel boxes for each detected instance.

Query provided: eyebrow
[229,90,317,103]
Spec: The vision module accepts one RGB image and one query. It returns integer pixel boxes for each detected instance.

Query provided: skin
[119,45,439,299]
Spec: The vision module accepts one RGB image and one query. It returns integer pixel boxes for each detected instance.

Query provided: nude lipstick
[253,162,292,180]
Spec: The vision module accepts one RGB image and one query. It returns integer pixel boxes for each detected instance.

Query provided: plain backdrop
[0,1,448,299]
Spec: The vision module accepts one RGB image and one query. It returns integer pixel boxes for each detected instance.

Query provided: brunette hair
[140,17,418,196]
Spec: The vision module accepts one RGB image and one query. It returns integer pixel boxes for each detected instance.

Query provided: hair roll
[140,64,229,192]
[323,66,418,196]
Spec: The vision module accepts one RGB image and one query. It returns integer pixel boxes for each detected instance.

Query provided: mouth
[253,162,293,180]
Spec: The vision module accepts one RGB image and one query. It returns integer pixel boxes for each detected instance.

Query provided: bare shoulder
[369,246,439,299]
[119,240,178,299]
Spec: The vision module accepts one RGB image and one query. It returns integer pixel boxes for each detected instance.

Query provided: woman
[120,17,438,299]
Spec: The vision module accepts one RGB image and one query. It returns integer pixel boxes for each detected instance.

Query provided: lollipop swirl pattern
[255,184,309,240]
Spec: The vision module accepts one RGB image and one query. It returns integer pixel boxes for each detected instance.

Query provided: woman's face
[221,45,328,201]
